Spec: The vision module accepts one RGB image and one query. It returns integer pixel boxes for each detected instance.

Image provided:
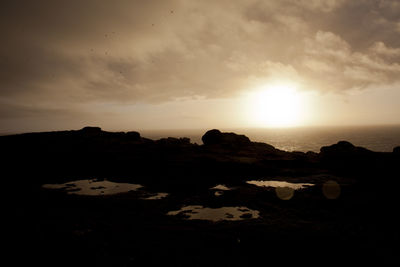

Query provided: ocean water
[140,125,400,152]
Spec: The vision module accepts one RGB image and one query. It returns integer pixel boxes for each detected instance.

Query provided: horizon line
[2,123,400,136]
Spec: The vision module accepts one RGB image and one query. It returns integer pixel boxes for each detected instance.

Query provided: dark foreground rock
[3,127,400,266]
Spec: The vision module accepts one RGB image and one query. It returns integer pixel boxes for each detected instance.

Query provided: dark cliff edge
[2,127,398,183]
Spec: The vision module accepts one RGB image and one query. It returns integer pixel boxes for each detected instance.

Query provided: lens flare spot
[322,180,341,199]
[275,186,294,200]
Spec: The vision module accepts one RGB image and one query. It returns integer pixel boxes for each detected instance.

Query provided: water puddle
[167,205,260,221]
[246,180,314,190]
[210,184,230,191]
[142,192,169,200]
[42,179,143,196]
[247,180,315,200]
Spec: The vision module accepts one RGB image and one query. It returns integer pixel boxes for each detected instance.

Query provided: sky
[1,0,400,132]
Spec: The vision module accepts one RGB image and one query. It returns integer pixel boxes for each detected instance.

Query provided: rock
[126,131,141,140]
[393,146,400,154]
[320,141,372,158]
[306,151,318,157]
[240,213,253,219]
[201,129,222,145]
[156,137,191,146]
[251,141,277,153]
[202,129,251,147]
[79,126,102,133]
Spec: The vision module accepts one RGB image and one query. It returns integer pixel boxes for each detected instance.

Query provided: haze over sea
[141,125,400,152]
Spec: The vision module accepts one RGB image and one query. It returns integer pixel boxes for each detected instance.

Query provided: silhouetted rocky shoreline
[3,127,400,266]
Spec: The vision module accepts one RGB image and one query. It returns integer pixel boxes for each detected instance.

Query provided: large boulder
[202,129,251,147]
[320,141,373,158]
[79,126,102,134]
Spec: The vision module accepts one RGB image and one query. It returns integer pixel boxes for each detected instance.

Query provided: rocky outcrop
[126,131,141,140]
[79,126,102,133]
[156,137,192,146]
[3,127,400,181]
[320,141,373,159]
[202,129,251,147]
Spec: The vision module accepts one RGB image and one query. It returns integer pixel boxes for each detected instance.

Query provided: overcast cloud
[1,0,400,122]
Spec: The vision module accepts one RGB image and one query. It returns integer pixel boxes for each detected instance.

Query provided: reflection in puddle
[142,193,169,200]
[42,179,143,196]
[214,191,224,197]
[167,205,260,221]
[247,180,314,190]
[210,184,230,191]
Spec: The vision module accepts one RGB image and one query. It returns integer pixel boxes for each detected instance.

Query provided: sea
[140,125,400,152]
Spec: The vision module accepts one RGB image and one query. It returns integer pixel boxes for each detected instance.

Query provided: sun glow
[245,83,305,127]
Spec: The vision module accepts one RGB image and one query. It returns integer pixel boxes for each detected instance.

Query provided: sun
[246,83,304,127]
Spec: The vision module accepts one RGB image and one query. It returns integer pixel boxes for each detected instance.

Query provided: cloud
[301,31,400,91]
[1,0,400,114]
[0,102,84,119]
[370,42,400,57]
[295,0,347,12]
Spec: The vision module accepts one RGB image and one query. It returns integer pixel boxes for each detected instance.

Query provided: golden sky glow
[245,83,304,127]
[1,0,400,132]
